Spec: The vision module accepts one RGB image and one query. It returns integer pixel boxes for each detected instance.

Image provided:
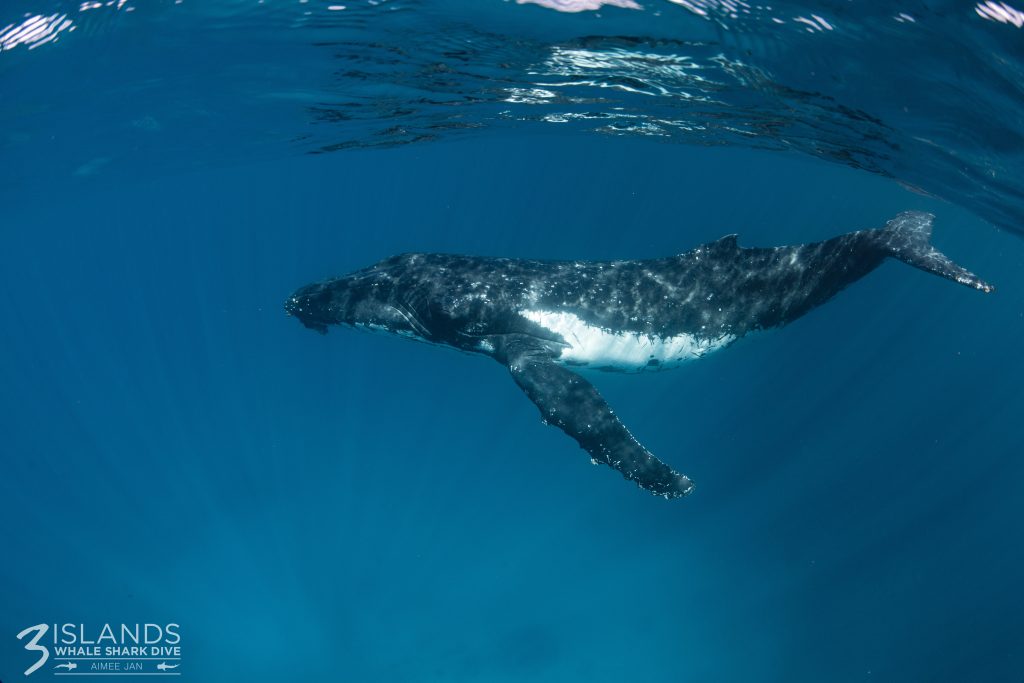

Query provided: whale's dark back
[373,230,882,344]
[361,212,992,350]
[290,211,991,352]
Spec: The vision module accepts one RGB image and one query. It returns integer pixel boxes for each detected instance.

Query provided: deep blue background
[1,134,1022,681]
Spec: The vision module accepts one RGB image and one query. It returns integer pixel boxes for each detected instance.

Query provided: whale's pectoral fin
[501,340,694,499]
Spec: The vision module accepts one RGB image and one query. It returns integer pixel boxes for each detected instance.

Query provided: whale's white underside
[521,309,735,372]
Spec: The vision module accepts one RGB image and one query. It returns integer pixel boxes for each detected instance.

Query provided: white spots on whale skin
[522,309,734,372]
[477,339,496,353]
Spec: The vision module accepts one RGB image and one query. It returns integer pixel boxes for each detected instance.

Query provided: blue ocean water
[2,2,1023,682]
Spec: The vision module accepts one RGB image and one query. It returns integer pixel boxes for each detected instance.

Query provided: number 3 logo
[16,624,49,676]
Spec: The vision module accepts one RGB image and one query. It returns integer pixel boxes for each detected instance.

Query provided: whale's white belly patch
[522,309,734,371]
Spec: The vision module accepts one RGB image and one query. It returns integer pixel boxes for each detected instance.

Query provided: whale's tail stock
[878,211,994,293]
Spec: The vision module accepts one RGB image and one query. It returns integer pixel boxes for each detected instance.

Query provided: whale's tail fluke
[879,211,994,293]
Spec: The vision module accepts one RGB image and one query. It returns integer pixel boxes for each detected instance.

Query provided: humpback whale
[286,212,991,499]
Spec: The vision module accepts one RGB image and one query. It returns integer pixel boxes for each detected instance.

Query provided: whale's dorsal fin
[712,234,739,250]
[498,337,694,499]
[686,234,738,258]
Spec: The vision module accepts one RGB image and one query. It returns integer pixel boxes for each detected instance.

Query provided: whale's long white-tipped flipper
[501,338,695,500]
[879,211,994,293]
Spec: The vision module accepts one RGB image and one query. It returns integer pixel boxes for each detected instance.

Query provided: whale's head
[286,266,425,339]
[285,281,336,334]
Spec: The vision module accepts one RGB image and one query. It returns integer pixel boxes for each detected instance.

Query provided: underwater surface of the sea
[2,1,1023,681]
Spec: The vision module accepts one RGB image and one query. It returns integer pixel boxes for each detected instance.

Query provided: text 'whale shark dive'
[287,212,992,499]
